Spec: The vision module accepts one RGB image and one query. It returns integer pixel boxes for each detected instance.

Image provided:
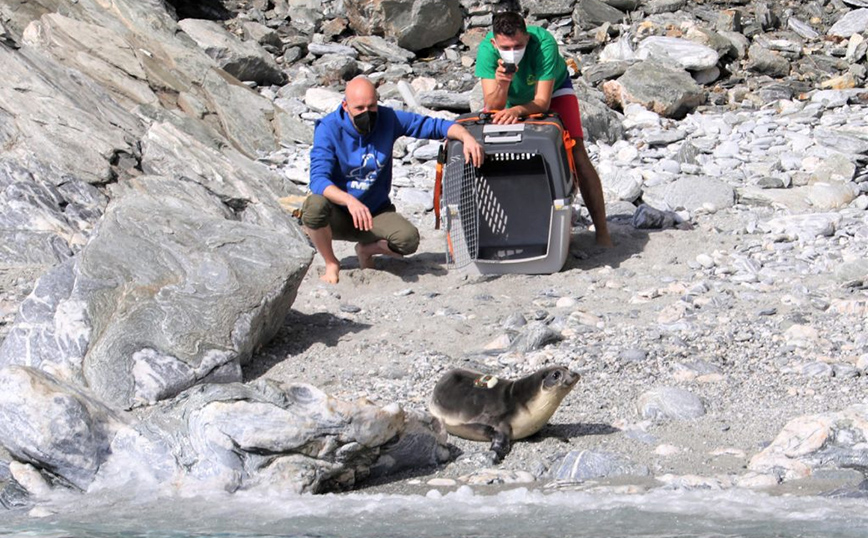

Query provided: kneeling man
[304,76,483,283]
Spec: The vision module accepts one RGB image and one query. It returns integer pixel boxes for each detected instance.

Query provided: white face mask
[499,47,526,66]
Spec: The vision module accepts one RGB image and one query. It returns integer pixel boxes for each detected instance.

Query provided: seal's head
[541,365,579,393]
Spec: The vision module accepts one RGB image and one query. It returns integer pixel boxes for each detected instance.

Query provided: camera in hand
[503,63,517,74]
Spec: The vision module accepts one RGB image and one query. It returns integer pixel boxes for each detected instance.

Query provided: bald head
[344,76,378,113]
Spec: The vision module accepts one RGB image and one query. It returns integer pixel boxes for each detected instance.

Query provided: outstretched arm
[446,124,484,167]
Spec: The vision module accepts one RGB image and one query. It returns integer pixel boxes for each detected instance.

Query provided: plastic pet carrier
[435,113,576,275]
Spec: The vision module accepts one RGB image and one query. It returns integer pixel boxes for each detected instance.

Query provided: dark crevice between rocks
[164,0,233,21]
[108,145,143,185]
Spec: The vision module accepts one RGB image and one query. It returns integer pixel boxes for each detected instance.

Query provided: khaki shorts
[301,194,420,255]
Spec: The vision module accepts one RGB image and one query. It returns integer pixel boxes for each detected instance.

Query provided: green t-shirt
[475,25,569,108]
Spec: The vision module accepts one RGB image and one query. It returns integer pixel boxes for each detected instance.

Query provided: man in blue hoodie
[303,77,484,284]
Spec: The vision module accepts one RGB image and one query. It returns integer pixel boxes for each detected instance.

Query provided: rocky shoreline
[1,0,868,510]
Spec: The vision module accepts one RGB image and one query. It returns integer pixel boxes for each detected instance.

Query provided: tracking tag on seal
[473,375,499,389]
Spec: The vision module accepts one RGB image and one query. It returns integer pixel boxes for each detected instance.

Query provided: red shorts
[549,81,584,141]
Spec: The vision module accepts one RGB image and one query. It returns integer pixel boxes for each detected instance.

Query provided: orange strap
[434,159,443,230]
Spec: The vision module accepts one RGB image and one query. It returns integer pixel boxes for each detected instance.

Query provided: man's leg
[549,91,612,247]
[573,142,612,247]
[356,206,420,269]
[301,195,356,283]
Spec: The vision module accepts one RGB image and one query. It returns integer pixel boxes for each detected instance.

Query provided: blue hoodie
[309,105,454,213]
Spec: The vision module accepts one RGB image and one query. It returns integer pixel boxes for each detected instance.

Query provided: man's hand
[462,135,485,167]
[495,59,515,85]
[491,107,522,125]
[345,196,373,231]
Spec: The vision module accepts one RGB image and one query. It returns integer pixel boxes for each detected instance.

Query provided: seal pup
[429,366,579,463]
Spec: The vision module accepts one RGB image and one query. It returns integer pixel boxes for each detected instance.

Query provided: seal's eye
[552,371,561,380]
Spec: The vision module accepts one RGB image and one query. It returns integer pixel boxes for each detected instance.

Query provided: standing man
[304,76,484,284]
[475,10,613,247]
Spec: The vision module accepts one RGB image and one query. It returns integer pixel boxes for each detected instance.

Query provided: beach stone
[642,176,735,213]
[304,87,344,113]
[636,37,720,71]
[177,19,285,86]
[808,183,859,210]
[549,450,649,481]
[637,387,706,421]
[828,8,868,38]
[603,60,706,119]
[747,43,790,77]
[344,0,462,52]
[460,469,536,485]
[748,406,868,483]
[601,167,643,202]
[759,213,842,241]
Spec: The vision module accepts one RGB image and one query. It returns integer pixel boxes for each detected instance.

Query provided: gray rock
[787,17,820,40]
[241,21,282,49]
[178,19,285,86]
[308,43,358,58]
[348,36,415,63]
[828,8,868,38]
[575,82,626,143]
[345,0,462,52]
[637,387,706,421]
[549,450,649,481]
[582,61,632,85]
[312,54,358,82]
[747,43,791,77]
[527,0,576,17]
[417,90,471,112]
[644,0,687,15]
[0,366,123,490]
[643,176,735,213]
[603,60,706,119]
[573,0,627,31]
[517,322,563,352]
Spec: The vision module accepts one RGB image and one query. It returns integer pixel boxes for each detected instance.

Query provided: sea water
[2,486,867,538]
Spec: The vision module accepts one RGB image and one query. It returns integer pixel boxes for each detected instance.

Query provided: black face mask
[351,110,377,135]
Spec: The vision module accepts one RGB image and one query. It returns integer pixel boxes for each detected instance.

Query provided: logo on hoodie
[347,152,384,191]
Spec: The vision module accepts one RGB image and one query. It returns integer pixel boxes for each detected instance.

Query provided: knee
[301,194,330,229]
[387,224,420,255]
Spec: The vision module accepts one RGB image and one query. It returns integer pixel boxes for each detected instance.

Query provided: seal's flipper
[489,430,511,463]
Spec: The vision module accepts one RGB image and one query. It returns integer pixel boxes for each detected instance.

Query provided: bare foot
[596,233,614,248]
[321,262,340,284]
[355,240,402,269]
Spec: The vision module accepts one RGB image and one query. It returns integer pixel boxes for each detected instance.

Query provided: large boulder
[602,60,706,119]
[91,381,449,494]
[0,176,312,409]
[345,0,462,52]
